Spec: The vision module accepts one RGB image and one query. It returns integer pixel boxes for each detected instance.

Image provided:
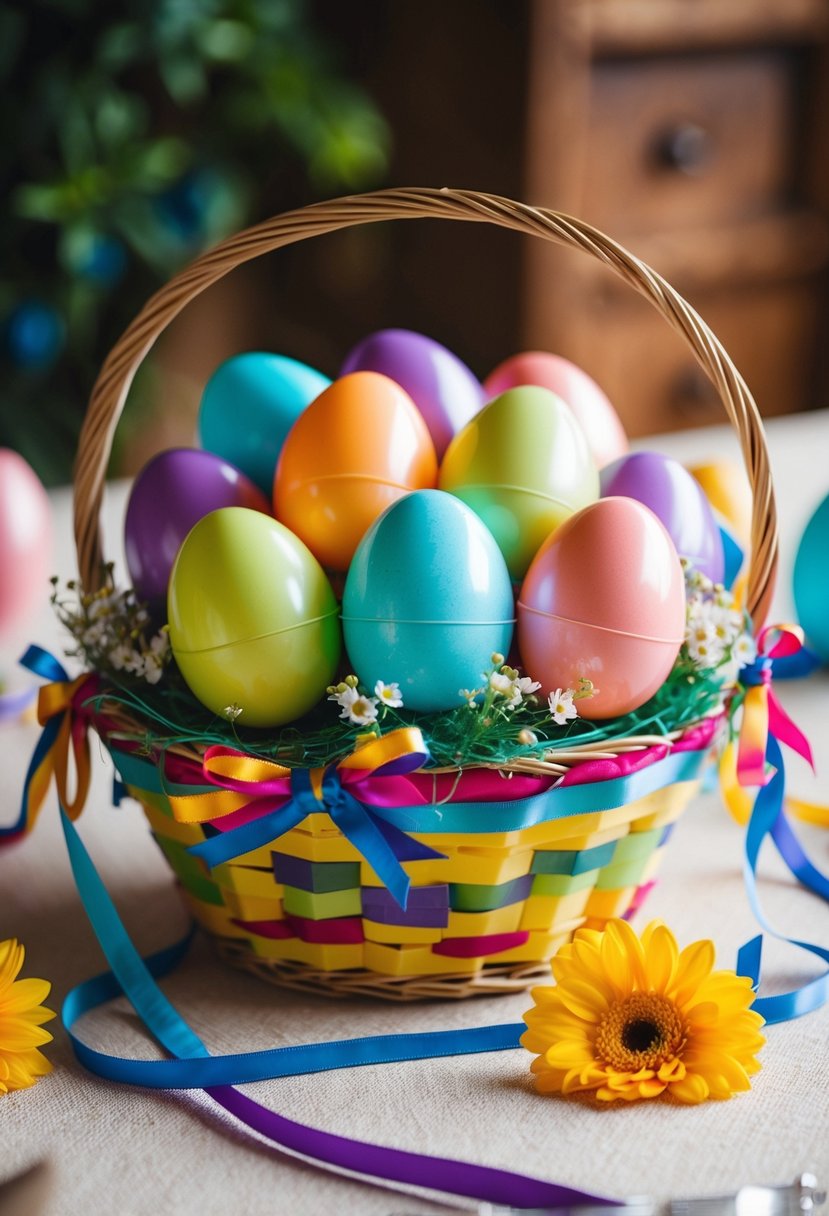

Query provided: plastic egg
[439,385,599,579]
[125,448,271,614]
[793,491,829,662]
[517,498,685,719]
[0,449,52,643]
[340,328,483,459]
[482,351,628,469]
[198,352,331,494]
[168,508,341,726]
[600,451,725,584]
[688,460,753,547]
[342,490,514,712]
[274,371,438,571]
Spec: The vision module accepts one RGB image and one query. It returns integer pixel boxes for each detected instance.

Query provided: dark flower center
[622,1018,660,1052]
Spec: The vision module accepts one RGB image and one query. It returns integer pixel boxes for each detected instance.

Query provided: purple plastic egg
[125,448,271,611]
[599,451,725,583]
[340,328,483,459]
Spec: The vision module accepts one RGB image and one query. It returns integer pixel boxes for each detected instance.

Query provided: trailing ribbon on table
[1,645,93,844]
[167,731,443,909]
[722,623,829,1023]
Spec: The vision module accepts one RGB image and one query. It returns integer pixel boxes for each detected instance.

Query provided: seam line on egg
[341,616,517,626]
[516,602,683,645]
[286,474,425,490]
[172,607,341,654]
[441,483,580,509]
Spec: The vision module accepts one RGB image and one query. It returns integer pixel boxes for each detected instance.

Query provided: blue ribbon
[187,765,446,909]
[59,807,615,1211]
[737,735,829,1024]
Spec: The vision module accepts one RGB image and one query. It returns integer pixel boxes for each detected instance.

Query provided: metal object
[393,1172,826,1216]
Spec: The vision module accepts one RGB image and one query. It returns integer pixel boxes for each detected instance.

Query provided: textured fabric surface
[2,415,829,1214]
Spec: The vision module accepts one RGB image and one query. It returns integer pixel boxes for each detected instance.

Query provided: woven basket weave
[72,188,778,1001]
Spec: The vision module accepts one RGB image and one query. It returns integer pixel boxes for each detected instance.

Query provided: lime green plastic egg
[168,507,341,726]
[439,385,599,578]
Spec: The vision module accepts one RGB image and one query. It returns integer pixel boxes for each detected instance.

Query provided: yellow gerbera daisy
[0,939,55,1095]
[522,919,765,1104]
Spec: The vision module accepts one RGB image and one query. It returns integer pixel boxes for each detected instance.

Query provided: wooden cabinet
[343,0,829,436]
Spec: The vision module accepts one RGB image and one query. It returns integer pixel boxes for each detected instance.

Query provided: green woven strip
[154,835,224,906]
[531,869,599,896]
[531,840,616,877]
[448,876,531,912]
[595,854,654,891]
[282,885,362,919]
[612,828,662,863]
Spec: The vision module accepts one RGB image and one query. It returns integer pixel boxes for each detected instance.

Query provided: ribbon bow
[169,728,443,908]
[2,645,94,844]
[735,623,814,789]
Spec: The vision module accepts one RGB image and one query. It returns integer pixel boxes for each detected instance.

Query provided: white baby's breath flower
[548,688,578,726]
[686,622,725,668]
[512,676,542,707]
[489,671,516,699]
[459,688,481,707]
[332,685,379,725]
[732,632,758,669]
[223,704,243,722]
[374,680,403,708]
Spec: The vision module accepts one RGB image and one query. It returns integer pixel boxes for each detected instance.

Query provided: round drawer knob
[654,122,712,176]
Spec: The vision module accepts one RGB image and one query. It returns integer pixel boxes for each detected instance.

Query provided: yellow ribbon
[28,675,93,829]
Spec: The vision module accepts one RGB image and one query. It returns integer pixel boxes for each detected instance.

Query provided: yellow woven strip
[222,891,284,922]
[360,849,534,888]
[519,891,592,932]
[445,904,524,937]
[583,886,637,921]
[211,864,283,898]
[248,937,365,971]
[179,892,251,938]
[362,921,443,945]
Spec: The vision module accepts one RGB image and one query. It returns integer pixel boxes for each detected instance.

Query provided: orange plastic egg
[273,371,437,570]
[517,497,685,719]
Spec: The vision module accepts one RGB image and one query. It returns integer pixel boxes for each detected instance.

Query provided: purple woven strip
[361,884,450,927]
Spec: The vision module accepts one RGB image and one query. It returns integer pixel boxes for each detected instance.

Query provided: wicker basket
[72,188,778,1002]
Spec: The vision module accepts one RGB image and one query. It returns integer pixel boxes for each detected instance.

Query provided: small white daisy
[374,680,403,708]
[548,687,578,726]
[332,685,379,725]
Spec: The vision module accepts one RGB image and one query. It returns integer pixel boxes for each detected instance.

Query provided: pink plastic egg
[517,497,685,719]
[483,352,628,469]
[0,449,52,642]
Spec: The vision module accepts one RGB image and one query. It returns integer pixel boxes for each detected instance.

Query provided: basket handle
[74,186,778,626]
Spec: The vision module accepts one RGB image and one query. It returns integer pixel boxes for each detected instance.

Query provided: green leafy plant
[1,0,389,484]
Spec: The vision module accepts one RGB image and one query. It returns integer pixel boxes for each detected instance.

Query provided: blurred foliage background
[1,0,390,485]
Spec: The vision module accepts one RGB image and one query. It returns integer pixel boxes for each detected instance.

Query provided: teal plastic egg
[198,352,331,494]
[342,490,514,712]
[793,491,829,662]
[168,507,341,726]
[439,385,599,578]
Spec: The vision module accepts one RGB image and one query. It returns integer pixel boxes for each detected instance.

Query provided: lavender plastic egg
[340,329,483,459]
[125,448,271,612]
[600,451,725,583]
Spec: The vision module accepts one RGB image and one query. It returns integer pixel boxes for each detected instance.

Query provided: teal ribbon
[59,808,615,1211]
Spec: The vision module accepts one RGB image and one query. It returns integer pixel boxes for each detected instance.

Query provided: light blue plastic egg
[198,352,331,495]
[793,491,829,662]
[342,489,515,712]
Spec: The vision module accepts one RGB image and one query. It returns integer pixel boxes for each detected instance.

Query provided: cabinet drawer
[583,51,794,233]
[564,280,820,437]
